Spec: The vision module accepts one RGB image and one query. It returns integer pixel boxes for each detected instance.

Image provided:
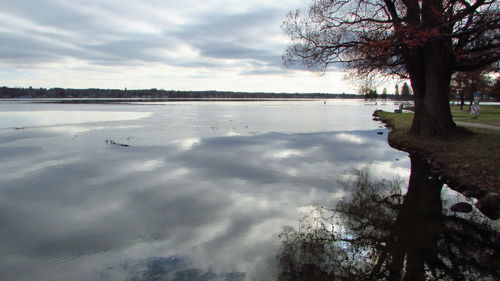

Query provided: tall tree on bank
[381,87,388,100]
[283,0,500,136]
[490,75,500,100]
[451,64,495,109]
[401,82,413,99]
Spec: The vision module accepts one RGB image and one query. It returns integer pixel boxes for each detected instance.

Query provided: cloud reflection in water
[0,125,409,280]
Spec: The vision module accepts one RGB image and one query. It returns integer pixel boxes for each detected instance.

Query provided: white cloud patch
[335,133,366,144]
[0,0,356,93]
[268,149,302,158]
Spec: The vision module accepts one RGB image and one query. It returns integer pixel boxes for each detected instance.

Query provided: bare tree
[283,0,500,136]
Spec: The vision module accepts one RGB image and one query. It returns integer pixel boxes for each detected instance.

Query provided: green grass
[451,105,500,126]
[375,111,413,129]
[374,110,500,196]
[376,105,500,128]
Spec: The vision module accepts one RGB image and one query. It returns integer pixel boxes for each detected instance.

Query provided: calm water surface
[0,100,497,280]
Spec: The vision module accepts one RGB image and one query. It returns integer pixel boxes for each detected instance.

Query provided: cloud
[0,123,409,280]
[0,32,67,64]
[240,68,287,75]
[0,1,285,69]
[173,8,286,67]
[0,0,356,92]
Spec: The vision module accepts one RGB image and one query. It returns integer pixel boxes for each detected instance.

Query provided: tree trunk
[408,40,456,136]
[400,154,444,281]
[460,91,465,110]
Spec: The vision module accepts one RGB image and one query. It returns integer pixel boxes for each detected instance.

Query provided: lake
[0,100,498,281]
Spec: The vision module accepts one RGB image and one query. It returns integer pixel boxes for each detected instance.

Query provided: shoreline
[373,110,500,218]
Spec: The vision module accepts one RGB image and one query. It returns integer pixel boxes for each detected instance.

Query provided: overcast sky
[0,0,357,93]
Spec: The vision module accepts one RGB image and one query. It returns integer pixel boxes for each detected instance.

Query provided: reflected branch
[278,154,500,280]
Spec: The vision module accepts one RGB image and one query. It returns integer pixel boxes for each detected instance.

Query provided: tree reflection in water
[278,154,500,281]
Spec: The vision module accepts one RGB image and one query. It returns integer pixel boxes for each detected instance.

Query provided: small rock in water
[450,202,473,213]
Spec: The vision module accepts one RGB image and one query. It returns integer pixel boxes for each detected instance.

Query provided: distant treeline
[0,86,363,99]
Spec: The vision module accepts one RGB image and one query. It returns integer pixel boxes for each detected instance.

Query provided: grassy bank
[451,105,500,126]
[374,108,500,198]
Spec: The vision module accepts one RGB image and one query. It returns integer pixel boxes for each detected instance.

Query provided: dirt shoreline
[373,110,500,218]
